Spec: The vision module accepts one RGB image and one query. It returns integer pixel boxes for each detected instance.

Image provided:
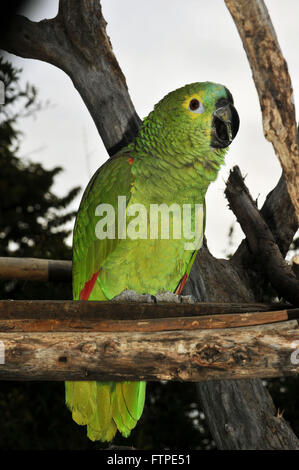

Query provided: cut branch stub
[0,257,72,282]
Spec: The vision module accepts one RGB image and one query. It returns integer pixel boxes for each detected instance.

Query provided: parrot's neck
[129,128,227,205]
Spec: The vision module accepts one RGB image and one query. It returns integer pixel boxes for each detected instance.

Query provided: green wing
[72,151,133,300]
[67,150,146,442]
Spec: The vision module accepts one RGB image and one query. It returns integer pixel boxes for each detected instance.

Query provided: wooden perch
[0,257,72,282]
[225,0,299,224]
[0,299,296,324]
[225,166,299,305]
[0,300,298,381]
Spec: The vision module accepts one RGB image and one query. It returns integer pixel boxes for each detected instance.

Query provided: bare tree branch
[232,172,298,275]
[225,0,299,224]
[225,166,299,305]
[0,1,141,155]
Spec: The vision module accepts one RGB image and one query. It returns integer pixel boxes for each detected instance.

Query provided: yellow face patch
[182,91,205,119]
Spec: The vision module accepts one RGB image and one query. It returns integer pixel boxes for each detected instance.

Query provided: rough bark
[225,0,299,225]
[1,0,298,450]
[232,172,298,269]
[225,166,299,305]
[0,320,298,382]
[197,379,299,450]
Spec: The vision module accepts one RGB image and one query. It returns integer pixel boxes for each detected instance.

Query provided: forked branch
[226,166,299,305]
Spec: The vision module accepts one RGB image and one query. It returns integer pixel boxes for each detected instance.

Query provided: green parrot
[65,82,239,442]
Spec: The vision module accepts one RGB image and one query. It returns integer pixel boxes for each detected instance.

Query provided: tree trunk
[197,379,299,449]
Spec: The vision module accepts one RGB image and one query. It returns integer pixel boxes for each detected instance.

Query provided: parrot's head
[135,81,239,181]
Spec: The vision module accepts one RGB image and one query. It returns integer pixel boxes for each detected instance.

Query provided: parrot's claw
[112,289,196,304]
[153,291,196,304]
[179,294,197,304]
[112,289,155,303]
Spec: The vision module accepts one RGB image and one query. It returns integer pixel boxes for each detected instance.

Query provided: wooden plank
[0,299,293,321]
[0,309,298,332]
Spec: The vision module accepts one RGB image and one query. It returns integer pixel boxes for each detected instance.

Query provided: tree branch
[231,172,298,279]
[225,0,299,224]
[225,166,299,305]
[0,1,141,155]
[0,15,61,65]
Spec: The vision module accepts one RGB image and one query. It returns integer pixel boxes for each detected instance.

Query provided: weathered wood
[0,320,298,381]
[0,299,292,321]
[232,172,298,273]
[225,166,299,305]
[0,257,72,282]
[196,379,299,450]
[0,308,298,333]
[225,0,299,224]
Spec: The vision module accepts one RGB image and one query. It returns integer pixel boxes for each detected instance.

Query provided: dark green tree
[0,57,88,449]
[0,57,79,300]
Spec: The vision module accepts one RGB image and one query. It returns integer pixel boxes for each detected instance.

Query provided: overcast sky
[4,0,299,258]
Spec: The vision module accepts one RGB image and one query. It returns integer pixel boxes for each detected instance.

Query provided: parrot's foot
[111,289,196,304]
[112,289,155,303]
[154,291,196,304]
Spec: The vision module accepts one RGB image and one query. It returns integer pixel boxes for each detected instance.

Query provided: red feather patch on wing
[175,272,188,295]
[80,270,100,300]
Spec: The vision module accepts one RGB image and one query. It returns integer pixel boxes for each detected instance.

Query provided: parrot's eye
[188,98,205,114]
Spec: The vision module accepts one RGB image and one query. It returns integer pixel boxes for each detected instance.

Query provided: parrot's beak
[210,100,239,149]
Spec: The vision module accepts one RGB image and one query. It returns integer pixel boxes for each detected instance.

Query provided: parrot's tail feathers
[122,381,146,421]
[65,380,146,442]
[111,381,146,438]
[65,381,116,442]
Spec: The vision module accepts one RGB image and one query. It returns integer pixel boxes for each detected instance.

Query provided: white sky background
[4,0,299,258]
